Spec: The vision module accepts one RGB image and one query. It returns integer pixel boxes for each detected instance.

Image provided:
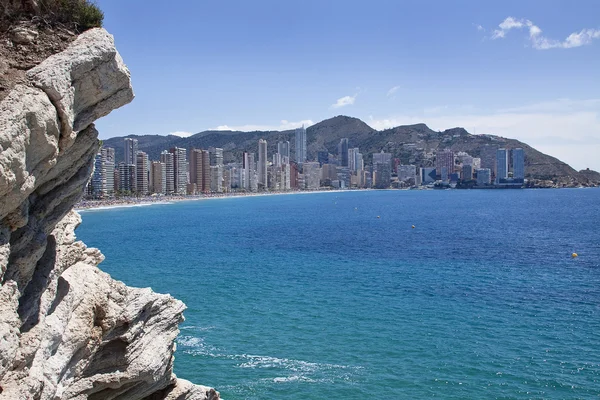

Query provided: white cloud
[476,24,485,32]
[387,86,401,98]
[168,131,194,137]
[368,98,600,171]
[490,17,600,49]
[331,94,357,109]
[214,119,314,132]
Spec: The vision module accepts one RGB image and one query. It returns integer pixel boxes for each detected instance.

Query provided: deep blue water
[76,189,600,399]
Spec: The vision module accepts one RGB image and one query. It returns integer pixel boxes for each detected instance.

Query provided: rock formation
[0,28,219,399]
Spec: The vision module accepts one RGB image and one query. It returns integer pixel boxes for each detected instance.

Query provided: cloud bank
[490,17,600,49]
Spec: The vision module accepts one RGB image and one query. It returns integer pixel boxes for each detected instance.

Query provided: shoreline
[75,189,353,211]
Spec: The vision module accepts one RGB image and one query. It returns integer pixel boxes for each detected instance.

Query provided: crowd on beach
[74,190,338,210]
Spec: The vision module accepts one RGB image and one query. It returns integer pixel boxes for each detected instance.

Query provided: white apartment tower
[160,150,175,194]
[170,147,188,194]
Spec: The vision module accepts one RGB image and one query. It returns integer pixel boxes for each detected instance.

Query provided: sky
[94,0,600,171]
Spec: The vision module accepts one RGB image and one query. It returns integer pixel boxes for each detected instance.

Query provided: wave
[177,335,364,384]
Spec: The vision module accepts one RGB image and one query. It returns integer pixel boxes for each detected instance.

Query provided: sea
[76,189,600,399]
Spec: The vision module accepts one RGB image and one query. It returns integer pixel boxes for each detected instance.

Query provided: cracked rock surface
[0,28,219,400]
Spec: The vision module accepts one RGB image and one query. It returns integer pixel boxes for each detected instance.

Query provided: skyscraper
[151,161,166,194]
[136,151,149,195]
[372,151,392,189]
[170,147,187,194]
[295,125,307,164]
[210,147,223,167]
[201,149,211,192]
[496,148,508,184]
[258,139,268,189]
[118,163,136,193]
[512,148,525,180]
[160,150,175,194]
[436,149,454,182]
[277,141,290,158]
[124,138,138,165]
[348,147,357,172]
[338,138,349,167]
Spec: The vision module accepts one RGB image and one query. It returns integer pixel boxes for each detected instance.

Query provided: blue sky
[95,0,600,170]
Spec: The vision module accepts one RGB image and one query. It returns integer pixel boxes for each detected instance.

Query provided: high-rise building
[462,164,473,181]
[477,168,491,185]
[160,150,175,194]
[512,148,525,180]
[124,138,138,165]
[348,147,357,172]
[118,163,136,193]
[90,150,106,198]
[89,147,116,198]
[277,141,290,158]
[295,125,307,164]
[338,138,349,167]
[201,149,211,192]
[398,165,417,183]
[355,152,364,172]
[170,147,187,194]
[303,162,321,190]
[436,149,454,182]
[372,151,392,189]
[496,148,508,184]
[258,139,268,189]
[210,165,223,192]
[210,147,223,167]
[189,149,202,187]
[136,151,149,195]
[151,161,166,194]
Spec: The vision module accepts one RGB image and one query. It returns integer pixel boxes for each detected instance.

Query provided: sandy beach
[75,189,354,211]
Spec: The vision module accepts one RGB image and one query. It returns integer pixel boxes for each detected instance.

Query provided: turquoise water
[76,189,600,399]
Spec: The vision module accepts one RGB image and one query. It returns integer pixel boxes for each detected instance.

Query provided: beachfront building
[258,139,268,189]
[160,150,175,194]
[303,162,321,190]
[151,161,166,194]
[338,138,349,167]
[211,165,223,192]
[124,138,138,165]
[373,151,392,189]
[190,148,211,193]
[118,162,136,193]
[495,148,508,184]
[170,147,187,195]
[398,165,417,184]
[295,125,307,164]
[436,149,454,182]
[513,148,525,180]
[136,151,149,195]
[477,168,491,185]
[462,164,473,181]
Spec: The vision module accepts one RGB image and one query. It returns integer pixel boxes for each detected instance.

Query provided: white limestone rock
[0,27,218,400]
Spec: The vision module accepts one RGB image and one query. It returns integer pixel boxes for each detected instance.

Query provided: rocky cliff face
[0,28,218,399]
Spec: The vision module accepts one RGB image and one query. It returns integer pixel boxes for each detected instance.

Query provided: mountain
[579,168,600,184]
[102,116,593,187]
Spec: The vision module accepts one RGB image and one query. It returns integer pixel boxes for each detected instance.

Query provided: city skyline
[86,135,530,199]
[93,0,600,171]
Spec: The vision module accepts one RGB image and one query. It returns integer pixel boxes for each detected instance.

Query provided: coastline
[75,189,353,211]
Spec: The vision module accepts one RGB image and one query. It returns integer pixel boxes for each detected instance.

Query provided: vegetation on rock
[1,0,103,32]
